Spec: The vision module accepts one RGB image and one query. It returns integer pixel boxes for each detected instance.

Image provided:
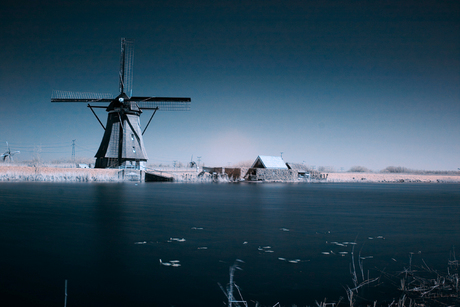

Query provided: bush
[348,166,371,173]
[382,166,412,173]
[318,166,336,172]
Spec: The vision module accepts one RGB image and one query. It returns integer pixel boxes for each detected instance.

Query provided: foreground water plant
[318,246,459,307]
[222,247,459,307]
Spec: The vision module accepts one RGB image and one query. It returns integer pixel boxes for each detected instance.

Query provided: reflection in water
[90,184,145,304]
[93,184,127,270]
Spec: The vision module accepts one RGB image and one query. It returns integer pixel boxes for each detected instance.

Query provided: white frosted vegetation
[0,166,120,182]
[327,172,460,183]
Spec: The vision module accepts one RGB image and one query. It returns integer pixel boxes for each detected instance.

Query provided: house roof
[251,155,288,169]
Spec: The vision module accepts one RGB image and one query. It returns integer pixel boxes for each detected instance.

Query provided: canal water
[0,182,459,306]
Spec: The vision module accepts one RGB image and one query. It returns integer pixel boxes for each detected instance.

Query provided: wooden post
[64,279,68,307]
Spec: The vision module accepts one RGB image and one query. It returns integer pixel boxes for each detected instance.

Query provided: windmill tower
[52,38,191,169]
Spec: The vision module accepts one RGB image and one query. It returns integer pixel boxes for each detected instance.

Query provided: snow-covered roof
[251,155,288,169]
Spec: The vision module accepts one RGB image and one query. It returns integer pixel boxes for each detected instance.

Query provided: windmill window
[132,146,136,153]
[131,134,134,141]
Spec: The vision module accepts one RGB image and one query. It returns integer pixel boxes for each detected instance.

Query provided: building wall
[245,168,298,182]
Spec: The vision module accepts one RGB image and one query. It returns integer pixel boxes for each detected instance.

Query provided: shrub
[382,166,412,173]
[348,166,371,173]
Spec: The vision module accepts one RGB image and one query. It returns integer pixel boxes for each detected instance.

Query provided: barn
[244,155,298,182]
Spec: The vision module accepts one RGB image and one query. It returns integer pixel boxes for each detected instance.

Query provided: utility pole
[71,140,76,162]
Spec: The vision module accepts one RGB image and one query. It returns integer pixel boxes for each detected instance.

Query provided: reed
[318,246,460,307]
[0,166,120,182]
[226,245,459,307]
[379,249,459,307]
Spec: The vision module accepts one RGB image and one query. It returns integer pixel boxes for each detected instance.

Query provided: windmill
[51,38,191,169]
[1,142,20,162]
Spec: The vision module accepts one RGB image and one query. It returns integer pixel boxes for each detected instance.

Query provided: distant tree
[232,160,253,167]
[348,166,371,173]
[318,166,336,172]
[382,166,411,173]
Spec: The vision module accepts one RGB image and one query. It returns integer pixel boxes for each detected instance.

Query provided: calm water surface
[0,182,459,306]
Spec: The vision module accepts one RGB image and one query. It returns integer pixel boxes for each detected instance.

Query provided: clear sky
[1,0,459,170]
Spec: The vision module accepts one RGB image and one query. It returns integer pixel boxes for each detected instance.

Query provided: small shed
[245,155,297,182]
[286,162,311,180]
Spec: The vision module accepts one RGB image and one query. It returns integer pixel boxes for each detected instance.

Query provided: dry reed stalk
[0,166,120,182]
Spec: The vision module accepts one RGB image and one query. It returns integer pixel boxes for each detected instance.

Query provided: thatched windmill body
[52,38,191,169]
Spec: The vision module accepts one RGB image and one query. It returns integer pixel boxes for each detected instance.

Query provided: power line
[71,140,76,162]
[75,145,96,152]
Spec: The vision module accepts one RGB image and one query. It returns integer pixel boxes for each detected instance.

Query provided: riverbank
[326,172,460,183]
[0,166,120,182]
[0,165,209,182]
[1,166,459,183]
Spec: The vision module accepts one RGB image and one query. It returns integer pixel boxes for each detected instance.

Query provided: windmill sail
[51,90,115,102]
[131,97,191,111]
[119,38,134,97]
[1,142,20,162]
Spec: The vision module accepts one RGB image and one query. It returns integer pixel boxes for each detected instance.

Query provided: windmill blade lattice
[119,38,134,97]
[51,90,115,103]
[130,97,191,111]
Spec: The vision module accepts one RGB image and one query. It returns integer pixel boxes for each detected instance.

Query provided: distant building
[251,155,289,169]
[245,155,297,182]
[286,162,310,179]
[286,162,327,180]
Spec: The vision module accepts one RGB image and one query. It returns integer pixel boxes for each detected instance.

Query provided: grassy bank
[327,172,460,183]
[0,166,120,182]
[2,165,460,183]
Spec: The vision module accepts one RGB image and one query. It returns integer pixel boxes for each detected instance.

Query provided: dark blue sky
[1,0,459,170]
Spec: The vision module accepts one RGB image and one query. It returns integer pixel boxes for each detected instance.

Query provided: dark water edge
[0,182,459,306]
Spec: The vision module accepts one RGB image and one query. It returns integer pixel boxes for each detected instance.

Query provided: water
[0,182,459,306]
